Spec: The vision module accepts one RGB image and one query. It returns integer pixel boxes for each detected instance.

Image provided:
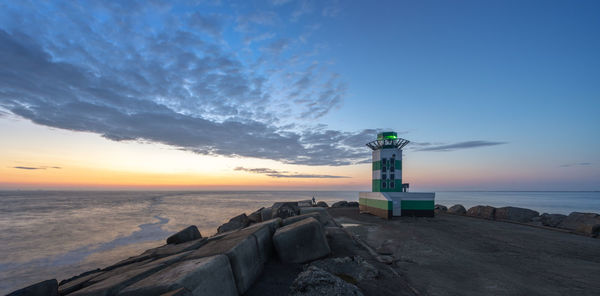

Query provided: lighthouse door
[392,200,401,216]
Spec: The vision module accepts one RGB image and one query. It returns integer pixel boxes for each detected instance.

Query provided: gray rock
[273,217,331,263]
[247,207,264,223]
[375,255,394,264]
[260,207,273,221]
[375,239,395,255]
[59,271,103,295]
[167,226,202,245]
[467,205,496,219]
[299,207,336,226]
[540,213,567,227]
[245,217,282,235]
[310,256,378,282]
[298,199,313,207]
[558,212,600,237]
[447,204,467,215]
[118,255,238,296]
[271,202,299,219]
[316,201,329,208]
[347,201,359,207]
[331,201,348,208]
[185,226,264,294]
[7,279,58,296]
[282,212,321,226]
[289,266,364,296]
[434,204,448,214]
[217,214,250,234]
[494,206,540,222]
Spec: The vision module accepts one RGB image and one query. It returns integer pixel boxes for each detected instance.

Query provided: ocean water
[0,190,598,294]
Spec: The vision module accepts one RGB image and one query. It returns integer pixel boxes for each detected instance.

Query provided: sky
[0,0,598,191]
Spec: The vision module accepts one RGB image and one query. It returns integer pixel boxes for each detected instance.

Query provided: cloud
[559,162,592,168]
[13,166,61,170]
[416,141,507,152]
[0,3,361,166]
[235,166,349,178]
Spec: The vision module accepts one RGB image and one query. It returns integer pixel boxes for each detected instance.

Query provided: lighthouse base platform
[359,192,435,219]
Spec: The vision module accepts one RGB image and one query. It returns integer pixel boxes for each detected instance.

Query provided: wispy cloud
[234,166,349,178]
[13,166,61,170]
[0,2,362,166]
[416,141,507,152]
[559,162,592,168]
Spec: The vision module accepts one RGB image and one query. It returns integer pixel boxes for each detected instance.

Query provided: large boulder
[260,207,273,221]
[247,207,264,224]
[316,201,329,208]
[540,213,567,227]
[185,225,265,294]
[447,204,467,215]
[434,204,448,214]
[167,226,202,245]
[282,212,321,226]
[494,206,539,222]
[273,217,331,263]
[558,212,600,237]
[289,266,363,296]
[299,207,337,227]
[466,205,496,219]
[217,214,251,234]
[58,271,104,295]
[331,201,348,208]
[298,200,313,207]
[347,201,359,207]
[118,255,238,296]
[7,279,58,296]
[271,202,299,219]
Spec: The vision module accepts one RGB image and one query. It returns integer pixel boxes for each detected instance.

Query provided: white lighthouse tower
[359,131,435,218]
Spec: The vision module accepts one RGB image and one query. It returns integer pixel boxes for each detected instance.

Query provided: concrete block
[273,217,331,263]
[185,228,263,294]
[167,226,202,245]
[118,255,237,296]
[299,207,336,226]
[260,207,273,221]
[271,202,299,219]
[298,200,313,207]
[282,212,321,226]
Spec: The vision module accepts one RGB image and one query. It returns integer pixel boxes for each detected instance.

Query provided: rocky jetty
[443,204,600,237]
[10,200,363,296]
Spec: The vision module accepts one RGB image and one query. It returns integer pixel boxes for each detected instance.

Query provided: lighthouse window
[390,167,394,172]
[390,174,395,180]
[382,173,387,180]
[382,181,387,188]
[381,158,387,171]
[390,181,395,188]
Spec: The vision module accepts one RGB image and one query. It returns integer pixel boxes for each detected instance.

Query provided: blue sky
[0,0,598,190]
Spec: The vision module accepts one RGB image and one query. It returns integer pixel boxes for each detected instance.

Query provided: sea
[1,190,599,294]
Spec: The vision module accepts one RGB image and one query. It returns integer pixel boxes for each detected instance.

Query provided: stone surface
[447,204,467,215]
[289,266,364,296]
[246,217,282,235]
[217,213,251,234]
[299,207,336,227]
[59,271,104,295]
[260,207,273,221]
[167,226,202,245]
[310,256,378,282]
[273,217,331,263]
[331,201,349,208]
[347,201,359,207]
[247,207,264,224]
[118,255,238,296]
[434,204,448,214]
[466,205,496,219]
[558,212,600,237]
[540,213,567,227]
[298,200,313,207]
[7,279,58,296]
[375,239,395,255]
[282,212,321,226]
[185,226,264,294]
[316,201,329,208]
[494,207,539,222]
[271,202,300,219]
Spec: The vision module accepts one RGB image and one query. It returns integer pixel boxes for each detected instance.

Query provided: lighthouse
[359,131,435,218]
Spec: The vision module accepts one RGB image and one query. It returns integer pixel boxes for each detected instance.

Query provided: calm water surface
[0,190,598,293]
